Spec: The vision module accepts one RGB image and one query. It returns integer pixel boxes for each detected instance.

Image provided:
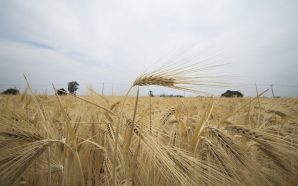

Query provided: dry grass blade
[110,101,121,111]
[191,102,214,153]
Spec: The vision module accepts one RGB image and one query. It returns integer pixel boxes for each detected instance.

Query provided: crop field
[0,93,298,185]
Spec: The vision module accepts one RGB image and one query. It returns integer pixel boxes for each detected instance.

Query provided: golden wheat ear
[132,60,229,94]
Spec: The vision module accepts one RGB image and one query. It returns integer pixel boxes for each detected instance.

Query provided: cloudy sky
[0,0,297,96]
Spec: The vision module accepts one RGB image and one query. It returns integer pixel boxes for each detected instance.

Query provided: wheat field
[0,91,298,185]
[1,63,298,186]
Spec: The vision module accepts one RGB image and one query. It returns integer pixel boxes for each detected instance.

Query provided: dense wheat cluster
[0,62,298,185]
[0,91,298,185]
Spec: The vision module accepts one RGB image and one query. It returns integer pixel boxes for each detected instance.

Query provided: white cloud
[0,0,297,96]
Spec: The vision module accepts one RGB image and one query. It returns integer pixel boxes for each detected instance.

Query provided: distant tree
[148,90,154,97]
[159,94,184,98]
[57,88,67,96]
[1,88,19,95]
[67,81,79,95]
[221,90,243,98]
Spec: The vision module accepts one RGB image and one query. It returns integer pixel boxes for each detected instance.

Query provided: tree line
[1,81,245,98]
[1,81,80,95]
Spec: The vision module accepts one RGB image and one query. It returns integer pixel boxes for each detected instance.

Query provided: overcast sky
[0,0,297,97]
